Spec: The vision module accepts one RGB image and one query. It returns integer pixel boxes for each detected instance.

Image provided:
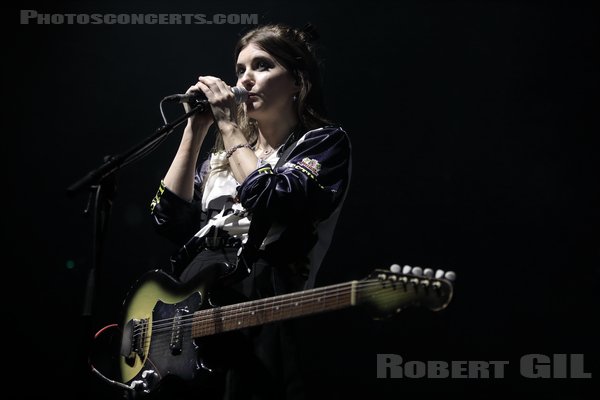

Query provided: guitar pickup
[169,309,184,355]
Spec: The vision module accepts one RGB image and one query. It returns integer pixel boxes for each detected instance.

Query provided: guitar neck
[192,281,359,338]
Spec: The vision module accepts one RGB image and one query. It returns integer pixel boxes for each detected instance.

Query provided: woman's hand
[183,83,214,135]
[196,76,239,130]
[194,75,254,183]
[164,79,221,202]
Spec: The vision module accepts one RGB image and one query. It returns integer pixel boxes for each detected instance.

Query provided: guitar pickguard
[119,266,250,394]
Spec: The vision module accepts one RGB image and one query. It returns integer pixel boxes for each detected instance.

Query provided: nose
[238,70,254,90]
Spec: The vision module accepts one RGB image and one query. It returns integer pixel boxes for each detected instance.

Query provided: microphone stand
[66,100,209,398]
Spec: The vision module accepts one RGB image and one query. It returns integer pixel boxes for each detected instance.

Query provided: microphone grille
[232,87,249,104]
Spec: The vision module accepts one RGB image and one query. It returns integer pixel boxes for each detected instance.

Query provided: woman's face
[236,43,299,121]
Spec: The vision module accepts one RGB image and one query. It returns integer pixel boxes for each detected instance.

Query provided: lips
[246,93,260,104]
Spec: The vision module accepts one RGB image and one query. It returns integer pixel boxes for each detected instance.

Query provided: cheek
[263,69,295,92]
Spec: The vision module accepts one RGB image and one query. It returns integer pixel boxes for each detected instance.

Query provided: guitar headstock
[358,264,455,317]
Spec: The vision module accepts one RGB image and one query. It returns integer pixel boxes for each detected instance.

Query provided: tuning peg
[390,264,401,273]
[402,265,412,274]
[411,266,423,276]
[435,269,445,279]
[444,271,456,281]
[423,268,434,277]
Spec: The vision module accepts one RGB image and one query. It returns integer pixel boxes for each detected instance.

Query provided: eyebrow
[235,55,273,69]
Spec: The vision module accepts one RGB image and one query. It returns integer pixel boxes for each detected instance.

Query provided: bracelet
[225,143,252,159]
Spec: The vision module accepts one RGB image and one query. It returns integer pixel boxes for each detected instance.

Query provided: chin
[245,101,258,113]
[246,105,267,119]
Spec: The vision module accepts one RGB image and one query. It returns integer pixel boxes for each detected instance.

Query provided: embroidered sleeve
[237,126,351,220]
[149,161,207,245]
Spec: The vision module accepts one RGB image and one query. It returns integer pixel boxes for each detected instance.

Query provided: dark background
[9,0,598,398]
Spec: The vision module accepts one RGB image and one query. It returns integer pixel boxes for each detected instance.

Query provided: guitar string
[126,279,443,351]
[129,288,423,355]
[131,292,356,354]
[189,286,421,338]
[132,279,407,335]
[132,278,441,337]
[132,281,354,334]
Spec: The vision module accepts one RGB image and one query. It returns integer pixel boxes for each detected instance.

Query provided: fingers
[187,76,238,126]
[186,76,233,102]
[185,84,200,95]
[195,80,211,99]
[198,76,234,101]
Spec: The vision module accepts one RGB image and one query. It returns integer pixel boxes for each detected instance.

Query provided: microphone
[162,87,249,104]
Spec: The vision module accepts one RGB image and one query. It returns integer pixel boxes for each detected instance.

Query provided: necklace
[253,145,274,156]
[253,126,297,158]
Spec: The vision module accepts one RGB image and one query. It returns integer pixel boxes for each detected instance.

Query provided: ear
[293,73,302,89]
[290,80,301,98]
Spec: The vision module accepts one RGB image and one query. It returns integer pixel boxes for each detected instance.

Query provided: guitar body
[119,262,246,394]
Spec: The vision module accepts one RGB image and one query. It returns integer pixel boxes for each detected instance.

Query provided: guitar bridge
[120,318,148,367]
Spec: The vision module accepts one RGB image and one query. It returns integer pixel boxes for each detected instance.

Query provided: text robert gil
[377,354,592,379]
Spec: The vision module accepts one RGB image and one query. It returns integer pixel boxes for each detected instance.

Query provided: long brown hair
[211,23,332,154]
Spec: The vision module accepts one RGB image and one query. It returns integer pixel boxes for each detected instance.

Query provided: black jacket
[150,125,352,288]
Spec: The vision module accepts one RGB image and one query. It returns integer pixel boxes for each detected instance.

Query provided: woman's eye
[237,60,270,76]
[257,61,270,70]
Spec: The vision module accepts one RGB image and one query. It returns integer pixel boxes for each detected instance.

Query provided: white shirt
[195,149,283,244]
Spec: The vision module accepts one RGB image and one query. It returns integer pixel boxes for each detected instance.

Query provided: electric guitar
[117,263,455,396]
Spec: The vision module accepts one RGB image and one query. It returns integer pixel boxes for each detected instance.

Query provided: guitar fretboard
[191,281,357,338]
